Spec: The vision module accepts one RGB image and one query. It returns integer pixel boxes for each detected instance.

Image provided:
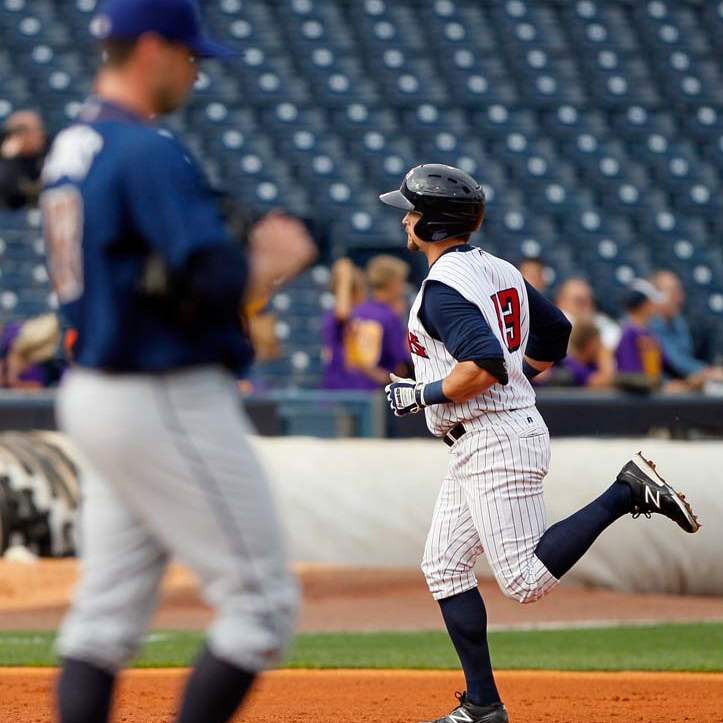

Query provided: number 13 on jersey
[491,288,522,352]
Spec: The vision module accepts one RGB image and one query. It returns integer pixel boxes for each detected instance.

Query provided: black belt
[443,422,467,447]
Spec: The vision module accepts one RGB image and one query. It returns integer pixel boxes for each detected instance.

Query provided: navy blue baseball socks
[57,658,115,723]
[176,646,255,723]
[420,692,509,723]
[533,479,632,579]
[438,589,501,708]
[616,452,701,533]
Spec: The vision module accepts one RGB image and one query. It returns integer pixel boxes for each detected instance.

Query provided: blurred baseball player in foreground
[381,164,700,723]
[41,1,316,722]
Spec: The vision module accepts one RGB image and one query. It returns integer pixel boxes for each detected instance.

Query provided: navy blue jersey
[41,99,252,374]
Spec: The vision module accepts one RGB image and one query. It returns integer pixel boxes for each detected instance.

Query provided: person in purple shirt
[0,315,64,388]
[321,257,367,388]
[322,254,411,390]
[615,280,666,385]
[561,318,614,388]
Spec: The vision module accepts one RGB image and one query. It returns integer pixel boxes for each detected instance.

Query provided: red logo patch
[408,332,428,358]
[491,288,522,352]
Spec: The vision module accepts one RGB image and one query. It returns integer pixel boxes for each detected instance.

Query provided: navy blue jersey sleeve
[419,280,504,362]
[525,281,572,361]
[123,132,247,310]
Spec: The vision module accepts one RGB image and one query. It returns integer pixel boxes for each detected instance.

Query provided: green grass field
[1,624,722,671]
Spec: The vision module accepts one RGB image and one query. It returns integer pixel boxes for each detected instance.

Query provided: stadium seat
[1,0,721,388]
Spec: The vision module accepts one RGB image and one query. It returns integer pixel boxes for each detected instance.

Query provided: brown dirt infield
[2,669,723,723]
[3,562,723,722]
[2,561,723,631]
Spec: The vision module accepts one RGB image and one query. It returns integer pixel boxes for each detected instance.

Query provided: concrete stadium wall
[4,433,720,595]
[253,437,723,596]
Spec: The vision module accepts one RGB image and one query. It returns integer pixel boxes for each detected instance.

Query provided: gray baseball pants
[56,366,298,673]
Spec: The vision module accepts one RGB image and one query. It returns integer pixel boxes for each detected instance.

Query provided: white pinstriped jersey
[408,248,536,436]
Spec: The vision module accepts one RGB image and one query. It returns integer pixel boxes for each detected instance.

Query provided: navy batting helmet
[379,164,485,243]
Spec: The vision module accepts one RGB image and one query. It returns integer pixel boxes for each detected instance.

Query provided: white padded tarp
[252,437,723,595]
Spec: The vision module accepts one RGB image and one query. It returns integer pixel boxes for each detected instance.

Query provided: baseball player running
[380,164,700,723]
[40,2,316,722]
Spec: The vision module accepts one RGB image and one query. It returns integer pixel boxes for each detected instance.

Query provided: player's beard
[407,235,420,253]
[153,80,192,115]
[154,88,183,115]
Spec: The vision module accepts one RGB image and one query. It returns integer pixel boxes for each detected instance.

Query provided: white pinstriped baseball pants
[56,366,298,673]
[422,407,559,603]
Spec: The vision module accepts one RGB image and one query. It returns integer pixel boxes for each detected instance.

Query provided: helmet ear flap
[413,214,434,243]
[414,213,476,243]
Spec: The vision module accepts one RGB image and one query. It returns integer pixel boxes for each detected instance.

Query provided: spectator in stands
[322,255,411,389]
[555,276,621,351]
[650,270,723,389]
[248,312,280,363]
[0,314,64,389]
[321,258,368,389]
[519,257,547,294]
[615,280,667,389]
[238,310,281,395]
[561,319,614,388]
[0,110,47,209]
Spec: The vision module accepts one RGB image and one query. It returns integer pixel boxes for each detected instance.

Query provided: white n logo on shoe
[644,486,661,509]
[448,709,475,723]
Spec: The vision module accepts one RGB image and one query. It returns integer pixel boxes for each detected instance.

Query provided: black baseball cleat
[616,452,700,533]
[420,692,509,723]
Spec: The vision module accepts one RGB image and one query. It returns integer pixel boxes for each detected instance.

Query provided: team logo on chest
[408,331,429,358]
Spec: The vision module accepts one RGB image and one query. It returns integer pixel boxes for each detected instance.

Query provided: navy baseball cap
[90,0,236,59]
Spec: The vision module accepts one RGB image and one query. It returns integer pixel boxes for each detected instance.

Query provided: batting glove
[385,373,424,417]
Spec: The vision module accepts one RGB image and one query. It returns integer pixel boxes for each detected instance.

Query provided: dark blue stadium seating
[1,0,722,387]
